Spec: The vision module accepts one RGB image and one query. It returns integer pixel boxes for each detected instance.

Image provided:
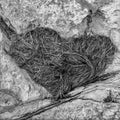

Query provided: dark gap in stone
[0,15,118,101]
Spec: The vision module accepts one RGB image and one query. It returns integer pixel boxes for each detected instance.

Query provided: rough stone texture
[0,0,120,120]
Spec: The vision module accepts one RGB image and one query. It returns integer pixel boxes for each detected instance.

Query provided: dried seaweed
[71,35,117,76]
[0,15,118,100]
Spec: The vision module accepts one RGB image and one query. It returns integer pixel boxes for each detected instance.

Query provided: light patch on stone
[0,30,2,42]
[110,29,120,50]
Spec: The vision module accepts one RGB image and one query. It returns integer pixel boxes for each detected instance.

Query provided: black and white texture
[0,0,120,119]
[0,13,118,100]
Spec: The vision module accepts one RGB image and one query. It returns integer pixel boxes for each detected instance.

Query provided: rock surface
[0,0,120,120]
